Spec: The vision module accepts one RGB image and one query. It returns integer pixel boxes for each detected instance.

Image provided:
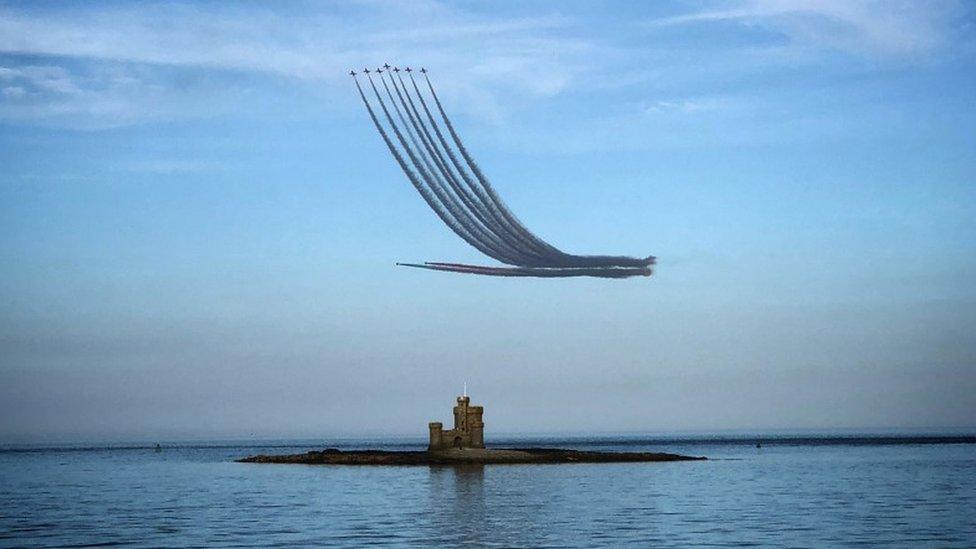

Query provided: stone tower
[428,395,485,451]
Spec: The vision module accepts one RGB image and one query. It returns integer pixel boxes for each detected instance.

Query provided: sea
[1,433,974,547]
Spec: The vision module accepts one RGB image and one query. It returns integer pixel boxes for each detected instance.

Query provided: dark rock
[237,448,706,465]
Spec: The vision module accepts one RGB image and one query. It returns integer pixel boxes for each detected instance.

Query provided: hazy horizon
[2,0,975,442]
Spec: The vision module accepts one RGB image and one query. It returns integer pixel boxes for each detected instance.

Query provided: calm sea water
[1,435,974,547]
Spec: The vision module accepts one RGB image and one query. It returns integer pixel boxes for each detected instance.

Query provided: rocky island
[237,394,706,465]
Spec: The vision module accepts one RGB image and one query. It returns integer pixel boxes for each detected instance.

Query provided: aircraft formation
[352,64,655,278]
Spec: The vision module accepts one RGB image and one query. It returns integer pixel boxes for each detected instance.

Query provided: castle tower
[428,394,485,451]
[468,405,484,448]
[428,422,443,450]
[454,395,470,432]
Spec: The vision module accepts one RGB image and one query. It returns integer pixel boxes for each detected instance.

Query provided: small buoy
[154,443,162,452]
[756,442,762,449]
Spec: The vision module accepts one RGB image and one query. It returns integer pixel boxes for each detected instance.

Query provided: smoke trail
[365,73,525,266]
[355,76,510,265]
[420,72,654,269]
[381,71,544,267]
[377,72,525,264]
[387,72,491,230]
[418,72,566,259]
[370,72,526,266]
[425,262,651,278]
[401,71,554,263]
[392,71,550,266]
[354,66,657,278]
[397,262,652,279]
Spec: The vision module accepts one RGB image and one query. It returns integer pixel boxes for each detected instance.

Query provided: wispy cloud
[1,85,25,97]
[644,98,727,115]
[113,160,235,175]
[0,2,595,127]
[0,1,969,129]
[0,61,248,129]
[0,65,78,93]
[646,0,966,56]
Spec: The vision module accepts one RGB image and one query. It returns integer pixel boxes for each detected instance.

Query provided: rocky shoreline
[237,447,706,465]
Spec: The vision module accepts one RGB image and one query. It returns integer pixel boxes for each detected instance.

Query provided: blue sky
[1,0,974,441]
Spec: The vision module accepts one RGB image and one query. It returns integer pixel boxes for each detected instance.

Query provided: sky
[1,0,974,442]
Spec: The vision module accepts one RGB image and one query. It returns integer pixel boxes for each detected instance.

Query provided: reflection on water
[0,437,974,547]
[428,465,487,544]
